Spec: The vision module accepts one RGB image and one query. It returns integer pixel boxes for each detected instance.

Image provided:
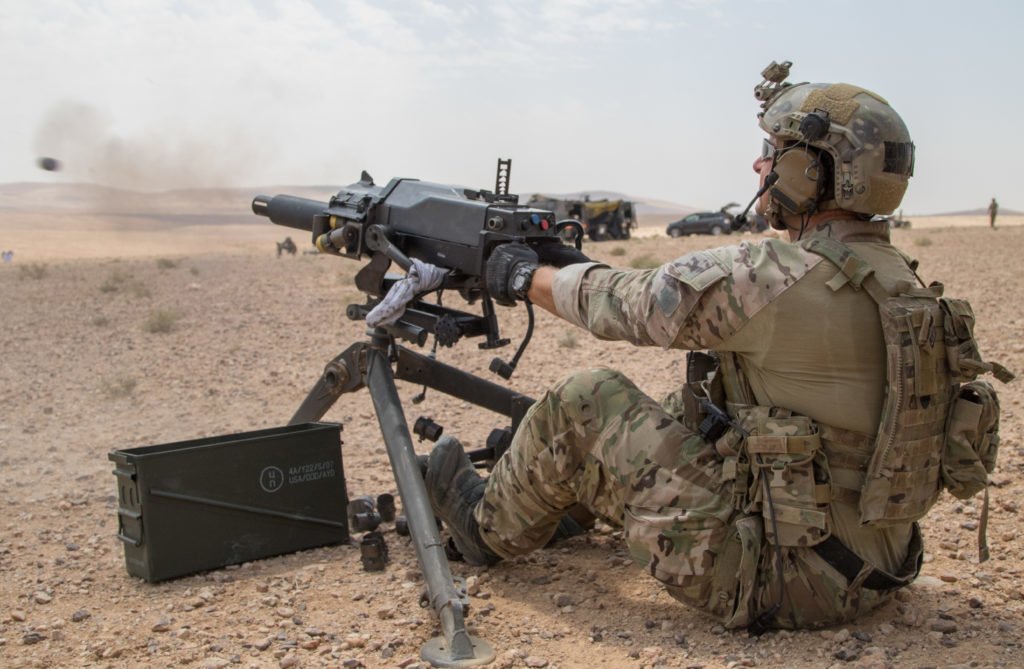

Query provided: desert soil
[1,214,1022,669]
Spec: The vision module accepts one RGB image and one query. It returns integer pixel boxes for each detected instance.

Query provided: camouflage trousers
[476,367,905,629]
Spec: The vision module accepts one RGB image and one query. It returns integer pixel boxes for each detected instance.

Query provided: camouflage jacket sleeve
[551,241,825,349]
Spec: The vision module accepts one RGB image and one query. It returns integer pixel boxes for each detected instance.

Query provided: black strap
[811,535,916,591]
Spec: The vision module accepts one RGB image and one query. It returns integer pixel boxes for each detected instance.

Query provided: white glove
[365,259,448,328]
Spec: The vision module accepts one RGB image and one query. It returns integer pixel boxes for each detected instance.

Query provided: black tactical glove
[529,238,592,268]
[486,242,539,306]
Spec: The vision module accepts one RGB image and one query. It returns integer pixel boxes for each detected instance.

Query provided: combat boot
[424,436,501,566]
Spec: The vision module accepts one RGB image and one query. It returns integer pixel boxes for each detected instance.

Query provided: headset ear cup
[769,150,823,214]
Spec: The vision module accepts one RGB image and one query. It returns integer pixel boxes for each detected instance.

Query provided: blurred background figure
[988,197,999,228]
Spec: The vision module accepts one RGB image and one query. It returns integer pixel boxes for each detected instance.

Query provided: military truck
[527,195,637,241]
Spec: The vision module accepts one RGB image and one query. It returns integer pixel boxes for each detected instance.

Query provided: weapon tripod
[289,315,534,667]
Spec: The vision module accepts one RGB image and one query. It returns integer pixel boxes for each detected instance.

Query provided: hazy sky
[1,0,1020,213]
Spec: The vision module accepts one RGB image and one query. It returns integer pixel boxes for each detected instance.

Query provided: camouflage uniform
[477,218,927,629]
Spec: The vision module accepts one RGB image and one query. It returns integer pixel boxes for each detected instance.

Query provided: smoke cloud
[32,101,265,193]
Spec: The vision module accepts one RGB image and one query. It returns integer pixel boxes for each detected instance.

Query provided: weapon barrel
[251,194,327,232]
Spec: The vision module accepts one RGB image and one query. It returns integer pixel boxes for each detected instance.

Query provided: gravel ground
[0,224,1021,669]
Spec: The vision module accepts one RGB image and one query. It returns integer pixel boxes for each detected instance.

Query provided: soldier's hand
[529,238,592,268]
[486,242,539,306]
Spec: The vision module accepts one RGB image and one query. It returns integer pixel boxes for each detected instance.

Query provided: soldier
[276,236,297,257]
[988,197,998,228]
[424,63,1012,630]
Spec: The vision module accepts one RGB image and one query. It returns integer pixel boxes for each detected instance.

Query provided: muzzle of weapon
[252,194,325,231]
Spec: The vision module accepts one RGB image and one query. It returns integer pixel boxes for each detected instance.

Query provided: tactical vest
[686,238,1012,562]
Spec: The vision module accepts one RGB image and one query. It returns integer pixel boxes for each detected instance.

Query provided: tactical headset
[768,109,831,216]
[733,109,832,232]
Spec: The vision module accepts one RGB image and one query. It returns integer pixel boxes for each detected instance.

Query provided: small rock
[23,632,46,645]
[342,660,364,669]
[255,637,273,651]
[929,618,957,634]
[726,659,756,668]
[202,659,230,669]
[911,575,944,589]
[711,624,726,635]
[852,631,872,643]
[152,619,172,633]
[345,633,367,648]
[939,573,958,583]
[70,609,90,623]
[968,597,983,609]
[11,610,27,622]
[525,656,549,668]
[833,647,860,662]
[876,623,894,635]
[279,655,299,668]
[553,593,574,607]
[832,629,851,644]
[32,591,52,604]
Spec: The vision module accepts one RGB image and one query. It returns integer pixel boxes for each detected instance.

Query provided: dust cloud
[31,101,265,194]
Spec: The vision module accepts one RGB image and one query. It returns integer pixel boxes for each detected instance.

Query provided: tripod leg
[288,343,366,425]
[364,348,494,667]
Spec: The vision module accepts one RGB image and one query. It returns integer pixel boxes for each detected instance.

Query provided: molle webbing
[801,238,953,527]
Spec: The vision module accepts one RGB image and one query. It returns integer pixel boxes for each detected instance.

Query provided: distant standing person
[988,197,998,228]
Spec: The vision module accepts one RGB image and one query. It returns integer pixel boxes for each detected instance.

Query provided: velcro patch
[654,250,729,316]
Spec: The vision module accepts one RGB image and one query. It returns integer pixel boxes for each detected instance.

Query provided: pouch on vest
[942,380,1001,499]
[744,413,831,547]
[703,514,764,629]
[940,298,1015,384]
[858,293,952,526]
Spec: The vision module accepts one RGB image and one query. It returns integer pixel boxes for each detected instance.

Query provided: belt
[811,526,922,591]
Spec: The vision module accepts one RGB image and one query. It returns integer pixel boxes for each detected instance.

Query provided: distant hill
[522,190,695,217]
[923,207,1021,217]
[0,182,696,222]
[0,182,337,224]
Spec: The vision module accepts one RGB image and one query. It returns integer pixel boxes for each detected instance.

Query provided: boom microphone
[731,172,779,231]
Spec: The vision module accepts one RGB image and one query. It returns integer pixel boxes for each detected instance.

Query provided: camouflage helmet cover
[756,65,915,216]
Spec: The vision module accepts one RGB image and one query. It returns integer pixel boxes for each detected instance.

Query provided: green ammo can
[108,422,349,582]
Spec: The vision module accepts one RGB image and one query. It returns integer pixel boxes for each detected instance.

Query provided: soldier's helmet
[755,62,915,216]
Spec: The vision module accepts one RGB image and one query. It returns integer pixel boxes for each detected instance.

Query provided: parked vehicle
[528,195,637,241]
[666,211,732,237]
[666,203,767,237]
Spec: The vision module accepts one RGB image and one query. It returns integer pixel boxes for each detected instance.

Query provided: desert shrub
[100,269,133,293]
[142,309,181,334]
[558,331,578,349]
[913,237,933,247]
[19,263,48,280]
[91,315,110,327]
[156,258,179,270]
[102,376,138,398]
[609,247,627,257]
[629,254,661,269]
[128,281,152,298]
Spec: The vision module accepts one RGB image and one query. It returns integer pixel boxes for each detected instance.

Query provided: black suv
[666,211,732,237]
[666,204,768,237]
